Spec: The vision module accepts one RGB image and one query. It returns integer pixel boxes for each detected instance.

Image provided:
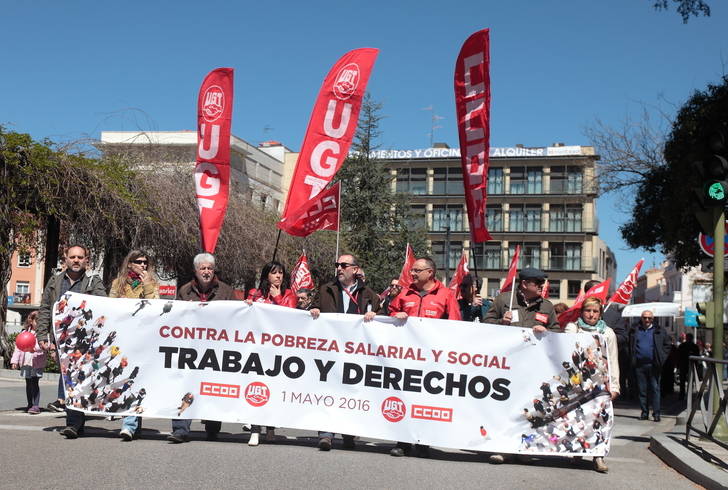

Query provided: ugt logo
[244,381,270,407]
[332,63,360,100]
[381,396,406,422]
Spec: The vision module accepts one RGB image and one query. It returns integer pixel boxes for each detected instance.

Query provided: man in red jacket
[388,257,460,457]
[388,257,461,321]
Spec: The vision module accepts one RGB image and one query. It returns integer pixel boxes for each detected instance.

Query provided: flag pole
[335,183,342,261]
[272,229,282,262]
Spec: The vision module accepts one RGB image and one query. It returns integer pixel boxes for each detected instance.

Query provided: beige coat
[565,322,620,395]
[110,277,159,299]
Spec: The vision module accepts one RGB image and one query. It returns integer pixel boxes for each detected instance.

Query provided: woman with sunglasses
[110,249,159,441]
[564,296,619,473]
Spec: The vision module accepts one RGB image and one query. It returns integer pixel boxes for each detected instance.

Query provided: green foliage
[334,95,428,292]
[620,76,728,267]
[6,332,59,373]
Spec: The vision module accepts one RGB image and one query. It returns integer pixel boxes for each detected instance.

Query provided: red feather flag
[558,279,611,328]
[500,245,521,293]
[290,253,314,292]
[277,183,340,237]
[608,259,644,305]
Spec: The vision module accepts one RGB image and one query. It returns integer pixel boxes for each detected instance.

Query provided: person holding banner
[36,244,107,439]
[564,296,620,473]
[109,250,160,441]
[245,260,297,445]
[388,257,460,458]
[483,268,558,332]
[168,253,236,443]
[310,254,380,451]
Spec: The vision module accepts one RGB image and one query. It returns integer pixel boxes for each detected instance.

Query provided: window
[17,253,31,267]
[483,244,502,270]
[15,281,30,295]
[567,280,582,298]
[550,166,583,194]
[432,167,463,195]
[509,205,541,232]
[431,205,464,232]
[488,168,504,194]
[509,242,541,269]
[446,241,463,272]
[549,242,582,270]
[549,204,582,232]
[396,168,427,195]
[548,280,561,299]
[408,205,426,229]
[486,205,503,232]
[527,167,542,194]
[509,166,526,194]
[433,168,447,194]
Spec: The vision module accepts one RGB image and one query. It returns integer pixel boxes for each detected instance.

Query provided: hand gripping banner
[54,293,615,457]
[195,68,234,253]
[279,48,378,225]
[454,29,492,243]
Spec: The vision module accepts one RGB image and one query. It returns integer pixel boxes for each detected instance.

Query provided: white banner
[54,293,614,456]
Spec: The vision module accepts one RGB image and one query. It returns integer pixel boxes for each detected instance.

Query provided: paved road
[0,376,700,489]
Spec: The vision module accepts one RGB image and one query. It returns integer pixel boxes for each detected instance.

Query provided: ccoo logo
[332,63,360,100]
[244,381,270,407]
[381,396,406,422]
[202,85,225,123]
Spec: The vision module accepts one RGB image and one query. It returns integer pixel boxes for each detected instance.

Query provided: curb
[650,430,728,490]
[0,368,60,383]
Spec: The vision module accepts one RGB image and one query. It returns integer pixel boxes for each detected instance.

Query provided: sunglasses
[132,259,148,265]
[334,262,357,269]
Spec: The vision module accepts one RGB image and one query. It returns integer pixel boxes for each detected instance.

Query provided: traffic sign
[698,220,728,257]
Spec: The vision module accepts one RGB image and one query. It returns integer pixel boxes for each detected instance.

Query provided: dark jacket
[177,277,236,302]
[37,271,107,342]
[628,322,672,368]
[314,279,380,315]
[483,290,559,331]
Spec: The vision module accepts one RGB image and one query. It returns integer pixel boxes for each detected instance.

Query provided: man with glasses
[168,252,236,443]
[36,244,107,439]
[629,310,671,421]
[387,256,461,458]
[309,254,380,450]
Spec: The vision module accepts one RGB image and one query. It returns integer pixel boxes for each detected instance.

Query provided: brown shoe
[593,457,608,473]
[265,428,275,443]
[318,437,332,451]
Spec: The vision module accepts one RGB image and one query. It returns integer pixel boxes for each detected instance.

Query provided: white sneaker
[120,429,133,441]
[248,432,259,446]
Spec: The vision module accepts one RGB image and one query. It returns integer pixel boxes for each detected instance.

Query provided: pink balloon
[15,331,37,353]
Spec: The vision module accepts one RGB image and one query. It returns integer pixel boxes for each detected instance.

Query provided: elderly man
[387,257,460,458]
[483,267,559,332]
[36,245,106,439]
[629,310,671,421]
[310,254,380,451]
[168,253,235,443]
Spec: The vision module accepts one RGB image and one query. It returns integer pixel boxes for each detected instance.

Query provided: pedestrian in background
[10,311,47,415]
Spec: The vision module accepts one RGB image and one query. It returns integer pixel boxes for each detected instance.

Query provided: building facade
[374,144,616,305]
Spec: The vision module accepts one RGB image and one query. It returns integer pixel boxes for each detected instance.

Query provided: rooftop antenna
[422,106,444,147]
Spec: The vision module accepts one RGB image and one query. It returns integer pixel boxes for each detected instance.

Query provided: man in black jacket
[629,310,672,421]
[36,245,106,439]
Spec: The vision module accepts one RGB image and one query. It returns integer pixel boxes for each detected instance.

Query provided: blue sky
[3,1,727,279]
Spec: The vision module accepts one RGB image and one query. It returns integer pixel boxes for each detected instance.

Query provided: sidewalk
[648,394,728,489]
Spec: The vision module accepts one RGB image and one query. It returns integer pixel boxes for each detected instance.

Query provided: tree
[653,0,711,23]
[334,95,428,292]
[598,76,728,268]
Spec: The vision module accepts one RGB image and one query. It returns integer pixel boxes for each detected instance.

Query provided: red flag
[279,48,378,225]
[195,68,234,253]
[541,279,550,299]
[609,259,644,305]
[277,183,340,237]
[398,243,416,289]
[500,245,520,293]
[448,251,469,294]
[558,279,612,328]
[290,253,314,292]
[454,29,492,243]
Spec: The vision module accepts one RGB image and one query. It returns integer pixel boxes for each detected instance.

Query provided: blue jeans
[171,419,191,436]
[122,416,142,435]
[635,362,661,416]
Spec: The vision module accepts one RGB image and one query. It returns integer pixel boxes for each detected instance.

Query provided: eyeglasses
[410,268,432,274]
[132,259,148,265]
[334,262,357,269]
[641,316,653,321]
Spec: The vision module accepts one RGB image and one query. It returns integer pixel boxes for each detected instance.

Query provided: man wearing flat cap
[484,267,559,333]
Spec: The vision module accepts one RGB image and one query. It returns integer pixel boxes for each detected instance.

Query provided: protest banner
[55,292,615,456]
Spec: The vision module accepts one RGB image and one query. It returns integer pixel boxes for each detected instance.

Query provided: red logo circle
[244,382,270,407]
[381,396,406,422]
[202,85,225,123]
[333,63,360,100]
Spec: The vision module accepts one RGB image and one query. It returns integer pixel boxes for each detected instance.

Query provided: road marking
[0,424,50,431]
